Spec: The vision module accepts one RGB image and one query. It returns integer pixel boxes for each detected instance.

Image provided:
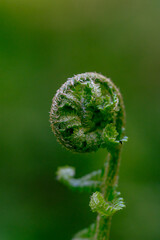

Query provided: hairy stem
[95,146,122,240]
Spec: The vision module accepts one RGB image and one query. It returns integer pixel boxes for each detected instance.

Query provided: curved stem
[95,146,122,240]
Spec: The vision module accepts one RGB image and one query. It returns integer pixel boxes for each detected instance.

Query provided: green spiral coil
[50,72,125,153]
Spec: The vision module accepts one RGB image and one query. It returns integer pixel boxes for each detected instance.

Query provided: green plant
[50,72,127,240]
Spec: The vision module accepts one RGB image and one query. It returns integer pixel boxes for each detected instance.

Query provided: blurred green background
[1,0,160,239]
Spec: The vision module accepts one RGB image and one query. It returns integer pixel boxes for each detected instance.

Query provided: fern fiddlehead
[50,72,127,240]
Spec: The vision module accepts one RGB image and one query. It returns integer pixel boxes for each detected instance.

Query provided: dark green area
[0,1,160,240]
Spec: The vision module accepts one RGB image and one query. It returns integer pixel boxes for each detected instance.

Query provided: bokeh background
[1,0,160,239]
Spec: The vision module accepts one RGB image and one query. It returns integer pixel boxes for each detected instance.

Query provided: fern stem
[95,146,122,240]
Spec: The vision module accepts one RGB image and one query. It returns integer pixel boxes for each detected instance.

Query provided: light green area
[90,191,125,217]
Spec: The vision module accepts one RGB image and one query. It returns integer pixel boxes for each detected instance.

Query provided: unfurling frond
[89,191,125,217]
[72,223,96,240]
[50,72,128,240]
[57,166,102,192]
[50,72,126,153]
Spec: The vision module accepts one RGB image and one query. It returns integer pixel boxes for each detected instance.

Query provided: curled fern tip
[50,72,126,153]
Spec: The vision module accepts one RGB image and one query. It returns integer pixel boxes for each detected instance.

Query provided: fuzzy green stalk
[95,146,122,240]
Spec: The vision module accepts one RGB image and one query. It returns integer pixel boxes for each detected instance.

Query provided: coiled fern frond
[50,72,127,240]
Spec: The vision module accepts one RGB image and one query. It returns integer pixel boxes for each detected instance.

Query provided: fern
[50,72,128,240]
